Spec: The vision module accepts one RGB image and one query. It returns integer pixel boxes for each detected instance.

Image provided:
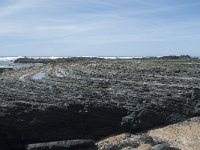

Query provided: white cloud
[35,25,96,34]
[0,0,43,17]
[0,23,23,35]
[0,0,199,56]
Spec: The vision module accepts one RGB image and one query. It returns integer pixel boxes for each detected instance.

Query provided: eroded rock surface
[0,57,200,149]
[97,117,200,150]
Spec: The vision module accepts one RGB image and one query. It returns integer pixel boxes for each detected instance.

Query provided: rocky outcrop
[1,57,200,149]
[14,57,103,64]
[159,55,191,60]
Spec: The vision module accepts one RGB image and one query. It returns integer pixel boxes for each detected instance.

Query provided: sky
[0,0,200,56]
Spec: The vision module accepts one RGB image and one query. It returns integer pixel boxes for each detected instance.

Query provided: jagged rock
[191,88,200,100]
[131,104,169,131]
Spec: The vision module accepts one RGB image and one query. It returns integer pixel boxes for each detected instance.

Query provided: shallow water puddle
[32,71,49,80]
[19,74,30,81]
[56,68,70,78]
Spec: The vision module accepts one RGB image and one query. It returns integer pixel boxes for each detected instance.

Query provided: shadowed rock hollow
[0,57,200,149]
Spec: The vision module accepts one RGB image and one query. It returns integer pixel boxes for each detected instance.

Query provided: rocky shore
[0,68,13,73]
[97,117,200,150]
[0,57,200,150]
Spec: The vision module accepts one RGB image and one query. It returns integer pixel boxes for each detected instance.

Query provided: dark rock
[194,103,200,115]
[151,143,180,150]
[114,140,139,149]
[127,104,170,131]
[139,134,154,144]
[14,57,103,64]
[26,139,96,150]
[1,57,200,149]
[0,103,127,150]
[159,55,191,60]
[191,88,200,100]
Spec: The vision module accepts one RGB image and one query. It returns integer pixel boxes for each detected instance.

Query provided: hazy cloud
[0,0,200,56]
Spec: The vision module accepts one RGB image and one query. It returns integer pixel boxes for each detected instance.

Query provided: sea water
[0,57,43,69]
[0,56,146,69]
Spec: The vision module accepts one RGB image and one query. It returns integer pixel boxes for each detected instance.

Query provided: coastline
[0,56,200,150]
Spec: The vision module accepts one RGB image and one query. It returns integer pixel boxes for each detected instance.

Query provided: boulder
[26,139,96,150]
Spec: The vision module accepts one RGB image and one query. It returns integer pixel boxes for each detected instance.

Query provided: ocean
[3,56,195,69]
[0,57,43,69]
[0,56,144,69]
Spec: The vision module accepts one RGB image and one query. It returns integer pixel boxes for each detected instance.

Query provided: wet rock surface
[0,57,200,149]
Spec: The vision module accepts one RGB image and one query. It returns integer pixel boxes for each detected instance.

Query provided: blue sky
[0,0,200,56]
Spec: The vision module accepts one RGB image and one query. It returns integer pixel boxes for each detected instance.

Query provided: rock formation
[0,57,200,149]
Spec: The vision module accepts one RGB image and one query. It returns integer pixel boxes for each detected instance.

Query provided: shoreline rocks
[97,117,200,150]
[1,57,200,149]
[14,57,104,64]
